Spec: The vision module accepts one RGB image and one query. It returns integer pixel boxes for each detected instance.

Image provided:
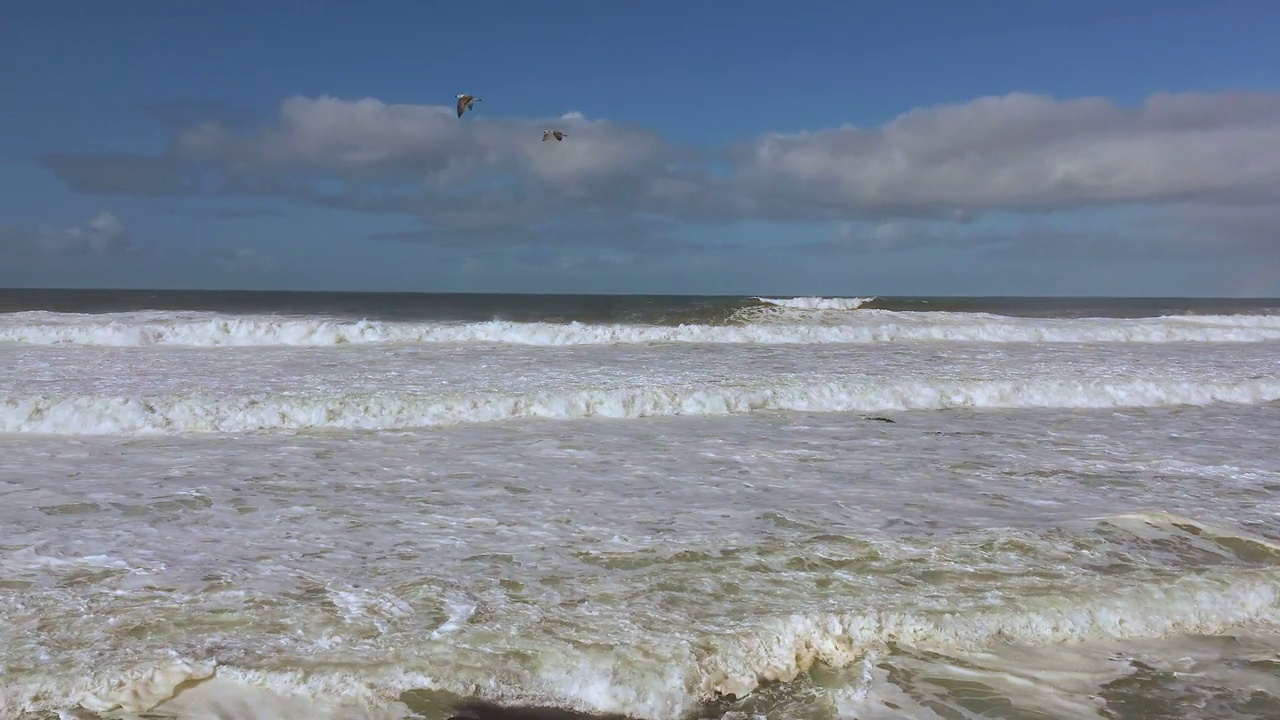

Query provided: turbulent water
[3,290,1280,720]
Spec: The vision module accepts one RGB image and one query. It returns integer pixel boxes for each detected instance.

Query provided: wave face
[5,304,1280,347]
[6,290,1280,720]
[5,375,1280,436]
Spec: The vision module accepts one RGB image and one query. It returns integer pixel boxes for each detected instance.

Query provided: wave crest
[5,310,1280,347]
[17,564,1280,720]
[753,296,877,311]
[6,376,1279,435]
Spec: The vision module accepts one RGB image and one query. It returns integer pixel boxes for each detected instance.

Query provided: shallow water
[2,293,1279,720]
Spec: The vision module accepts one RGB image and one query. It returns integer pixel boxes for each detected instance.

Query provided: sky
[3,0,1280,296]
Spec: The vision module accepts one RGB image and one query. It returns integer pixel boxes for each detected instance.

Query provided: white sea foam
[6,296,1280,720]
[6,401,1280,719]
[4,309,1280,346]
[755,296,877,310]
[7,565,1280,719]
[5,375,1279,435]
[696,566,1280,700]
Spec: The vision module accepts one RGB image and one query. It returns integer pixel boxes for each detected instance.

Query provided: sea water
[2,291,1280,720]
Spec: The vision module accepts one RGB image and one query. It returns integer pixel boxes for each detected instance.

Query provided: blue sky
[3,0,1280,295]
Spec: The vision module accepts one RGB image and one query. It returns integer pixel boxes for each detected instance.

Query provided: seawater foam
[5,310,1280,346]
[12,566,1280,720]
[6,375,1280,435]
[9,664,419,720]
[755,296,877,310]
[699,513,1280,703]
[698,568,1280,701]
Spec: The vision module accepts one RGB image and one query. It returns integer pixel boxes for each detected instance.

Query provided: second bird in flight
[456,93,567,143]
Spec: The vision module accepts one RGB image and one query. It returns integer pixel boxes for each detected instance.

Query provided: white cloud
[36,90,1280,258]
[169,96,677,204]
[1,211,134,256]
[731,91,1280,220]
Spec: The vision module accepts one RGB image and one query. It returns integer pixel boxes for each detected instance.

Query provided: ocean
[3,289,1280,720]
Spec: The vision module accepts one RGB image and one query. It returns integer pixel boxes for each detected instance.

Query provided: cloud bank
[37,90,1280,256]
[0,211,134,257]
[732,92,1280,220]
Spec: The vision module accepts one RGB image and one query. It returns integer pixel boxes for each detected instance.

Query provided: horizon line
[2,287,1279,301]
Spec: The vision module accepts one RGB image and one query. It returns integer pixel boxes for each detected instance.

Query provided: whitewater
[3,291,1280,720]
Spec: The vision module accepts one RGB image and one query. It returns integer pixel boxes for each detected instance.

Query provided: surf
[5,309,1280,347]
[6,375,1280,435]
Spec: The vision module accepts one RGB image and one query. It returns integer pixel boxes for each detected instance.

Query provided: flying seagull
[542,129,566,142]
[456,94,480,118]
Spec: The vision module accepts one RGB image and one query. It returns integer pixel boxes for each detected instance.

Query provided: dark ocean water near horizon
[2,287,1278,323]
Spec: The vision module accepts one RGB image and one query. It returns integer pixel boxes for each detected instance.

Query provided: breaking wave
[6,376,1280,436]
[8,515,1280,720]
[755,296,877,310]
[4,308,1280,347]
